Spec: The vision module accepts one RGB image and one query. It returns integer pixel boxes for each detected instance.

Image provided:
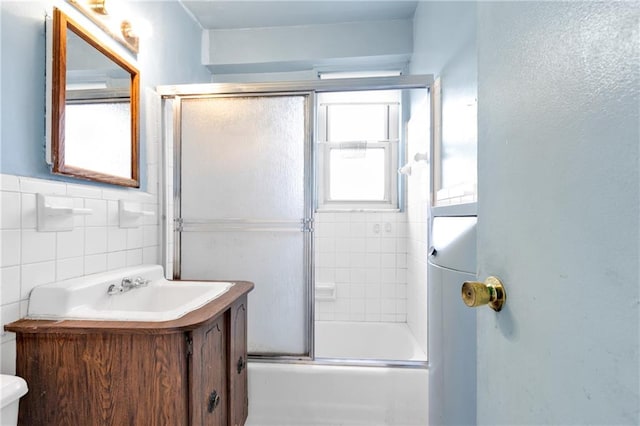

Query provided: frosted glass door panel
[181,97,305,219]
[179,95,309,357]
[181,231,306,355]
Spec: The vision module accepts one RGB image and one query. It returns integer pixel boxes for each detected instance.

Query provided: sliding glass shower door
[176,95,312,357]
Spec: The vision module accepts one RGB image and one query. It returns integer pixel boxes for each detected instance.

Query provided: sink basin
[27,265,233,322]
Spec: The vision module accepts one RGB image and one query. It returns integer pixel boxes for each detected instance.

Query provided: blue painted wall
[0,0,211,189]
[412,1,477,194]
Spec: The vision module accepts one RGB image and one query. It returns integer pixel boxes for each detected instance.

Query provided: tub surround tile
[351,237,366,252]
[396,253,407,268]
[365,253,381,268]
[381,283,396,298]
[365,268,381,284]
[365,238,381,253]
[334,253,350,268]
[316,267,334,282]
[314,211,409,323]
[335,268,350,283]
[381,253,396,268]
[350,253,366,268]
[334,222,349,237]
[381,299,397,314]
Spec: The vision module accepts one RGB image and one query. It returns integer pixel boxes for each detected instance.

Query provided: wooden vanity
[5,281,253,426]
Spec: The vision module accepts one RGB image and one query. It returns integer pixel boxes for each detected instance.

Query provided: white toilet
[0,375,28,426]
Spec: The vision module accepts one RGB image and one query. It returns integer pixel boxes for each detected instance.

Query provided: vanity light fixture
[120,20,136,43]
[67,0,143,53]
[120,18,152,43]
[88,0,108,15]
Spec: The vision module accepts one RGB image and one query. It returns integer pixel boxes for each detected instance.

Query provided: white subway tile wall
[405,120,431,356]
[315,211,408,322]
[0,173,160,375]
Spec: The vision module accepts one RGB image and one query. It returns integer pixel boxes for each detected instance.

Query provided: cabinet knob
[208,390,221,413]
[237,356,246,374]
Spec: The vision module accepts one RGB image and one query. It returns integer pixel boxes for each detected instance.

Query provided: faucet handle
[134,276,150,287]
[107,283,123,295]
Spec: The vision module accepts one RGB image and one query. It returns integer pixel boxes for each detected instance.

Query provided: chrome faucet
[107,276,150,295]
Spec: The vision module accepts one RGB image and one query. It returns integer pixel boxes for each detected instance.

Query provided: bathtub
[246,321,429,426]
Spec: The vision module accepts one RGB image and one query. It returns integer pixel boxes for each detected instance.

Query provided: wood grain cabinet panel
[228,297,248,426]
[190,317,228,425]
[5,281,253,426]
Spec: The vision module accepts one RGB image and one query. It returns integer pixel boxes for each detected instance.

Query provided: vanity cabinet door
[229,296,248,426]
[190,317,228,425]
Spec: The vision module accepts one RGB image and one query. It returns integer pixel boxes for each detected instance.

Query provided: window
[317,90,400,210]
[432,76,478,207]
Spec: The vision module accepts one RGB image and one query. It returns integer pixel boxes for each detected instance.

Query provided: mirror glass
[51,8,139,187]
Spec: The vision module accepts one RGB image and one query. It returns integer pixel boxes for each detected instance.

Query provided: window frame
[316,92,400,211]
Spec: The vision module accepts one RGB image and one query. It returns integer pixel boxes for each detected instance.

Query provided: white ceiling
[180,1,418,30]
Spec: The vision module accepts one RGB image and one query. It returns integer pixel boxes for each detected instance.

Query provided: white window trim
[316,94,400,211]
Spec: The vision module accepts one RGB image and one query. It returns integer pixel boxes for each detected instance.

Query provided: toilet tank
[1,375,28,426]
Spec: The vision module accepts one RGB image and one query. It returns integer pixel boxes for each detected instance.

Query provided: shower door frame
[158,75,434,363]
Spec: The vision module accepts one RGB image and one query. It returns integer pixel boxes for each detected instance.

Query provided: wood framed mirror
[50,7,140,187]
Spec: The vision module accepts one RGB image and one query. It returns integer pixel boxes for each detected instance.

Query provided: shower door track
[249,355,428,370]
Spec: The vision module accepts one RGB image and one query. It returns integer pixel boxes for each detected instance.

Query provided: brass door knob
[461,276,506,312]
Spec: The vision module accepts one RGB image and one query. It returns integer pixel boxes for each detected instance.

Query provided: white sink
[27,265,233,322]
